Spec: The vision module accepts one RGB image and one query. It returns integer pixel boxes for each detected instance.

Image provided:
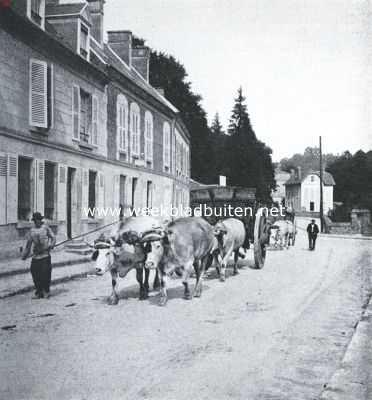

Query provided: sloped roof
[104,44,179,114]
[285,170,335,186]
[45,3,87,17]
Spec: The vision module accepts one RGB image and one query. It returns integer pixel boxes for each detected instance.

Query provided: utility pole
[319,136,324,232]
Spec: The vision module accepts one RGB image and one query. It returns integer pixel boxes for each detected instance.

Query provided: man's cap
[311,219,315,223]
[31,212,44,221]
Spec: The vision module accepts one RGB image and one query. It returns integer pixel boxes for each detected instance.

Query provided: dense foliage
[279,147,338,175]
[326,150,372,213]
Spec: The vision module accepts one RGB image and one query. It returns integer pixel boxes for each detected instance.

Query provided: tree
[210,113,226,178]
[225,88,275,202]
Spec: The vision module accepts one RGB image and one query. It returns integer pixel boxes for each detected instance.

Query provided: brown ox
[142,217,217,306]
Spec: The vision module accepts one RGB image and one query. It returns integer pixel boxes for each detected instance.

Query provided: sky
[104,0,372,161]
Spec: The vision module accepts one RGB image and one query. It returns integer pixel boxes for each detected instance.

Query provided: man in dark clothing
[22,212,56,299]
[307,219,319,250]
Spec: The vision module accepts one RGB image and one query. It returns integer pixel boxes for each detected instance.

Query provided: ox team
[92,214,293,306]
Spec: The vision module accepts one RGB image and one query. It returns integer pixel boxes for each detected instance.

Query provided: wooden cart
[190,185,271,269]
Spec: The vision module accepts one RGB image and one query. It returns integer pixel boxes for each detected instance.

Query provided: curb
[0,257,91,279]
[0,271,89,299]
[319,293,372,399]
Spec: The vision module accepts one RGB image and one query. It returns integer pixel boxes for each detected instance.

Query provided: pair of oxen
[92,216,248,306]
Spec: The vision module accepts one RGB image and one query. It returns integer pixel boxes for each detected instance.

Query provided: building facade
[285,170,335,213]
[272,167,290,205]
[0,0,190,258]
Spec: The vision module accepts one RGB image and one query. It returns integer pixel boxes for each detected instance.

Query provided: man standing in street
[21,212,56,299]
[307,219,319,250]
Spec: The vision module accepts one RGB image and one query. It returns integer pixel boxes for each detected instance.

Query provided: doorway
[310,201,315,212]
[67,168,75,239]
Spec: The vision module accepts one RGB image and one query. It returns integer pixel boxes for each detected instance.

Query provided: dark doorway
[88,170,97,218]
[18,157,33,221]
[131,177,138,210]
[44,162,56,220]
[67,168,75,239]
[310,201,315,212]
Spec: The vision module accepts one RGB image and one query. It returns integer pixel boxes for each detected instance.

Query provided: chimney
[290,168,295,178]
[86,0,105,46]
[107,30,132,67]
[155,87,165,97]
[132,46,150,82]
[297,166,302,179]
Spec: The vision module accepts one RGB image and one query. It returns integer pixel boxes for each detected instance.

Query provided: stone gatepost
[351,209,371,234]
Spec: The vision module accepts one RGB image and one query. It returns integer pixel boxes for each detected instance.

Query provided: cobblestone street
[1,230,371,400]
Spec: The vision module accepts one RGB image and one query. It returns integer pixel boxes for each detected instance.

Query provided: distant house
[272,168,290,205]
[285,169,335,213]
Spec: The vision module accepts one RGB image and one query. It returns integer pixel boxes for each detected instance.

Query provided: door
[66,168,75,239]
[310,201,315,212]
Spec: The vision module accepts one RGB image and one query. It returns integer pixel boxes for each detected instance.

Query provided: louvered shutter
[7,155,18,223]
[34,159,45,215]
[29,60,48,128]
[97,172,105,211]
[72,85,80,140]
[116,102,121,158]
[0,153,7,225]
[92,95,98,146]
[114,175,120,210]
[81,168,89,214]
[57,164,67,221]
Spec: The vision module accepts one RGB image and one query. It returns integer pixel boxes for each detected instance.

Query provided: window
[44,162,56,220]
[130,103,140,157]
[28,0,45,29]
[72,86,98,145]
[310,175,315,182]
[18,157,33,221]
[79,23,90,60]
[144,111,153,164]
[117,95,128,154]
[119,175,126,209]
[29,59,53,129]
[163,122,171,170]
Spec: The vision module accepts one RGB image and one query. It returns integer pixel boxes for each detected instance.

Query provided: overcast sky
[104,0,372,161]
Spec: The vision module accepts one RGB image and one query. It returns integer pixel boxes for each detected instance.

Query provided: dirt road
[1,231,371,400]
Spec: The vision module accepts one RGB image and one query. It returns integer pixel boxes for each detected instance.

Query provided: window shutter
[97,172,105,211]
[72,85,80,140]
[92,95,98,145]
[30,59,48,128]
[6,155,18,224]
[57,164,67,221]
[81,168,89,213]
[116,102,121,158]
[0,153,7,225]
[34,159,45,215]
[114,175,120,212]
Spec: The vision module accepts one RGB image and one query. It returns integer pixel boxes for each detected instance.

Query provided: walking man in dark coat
[22,212,56,299]
[307,219,319,250]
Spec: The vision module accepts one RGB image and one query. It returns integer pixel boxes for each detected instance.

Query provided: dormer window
[28,0,45,29]
[78,22,90,60]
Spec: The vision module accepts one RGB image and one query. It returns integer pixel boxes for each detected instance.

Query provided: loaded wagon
[189,185,271,269]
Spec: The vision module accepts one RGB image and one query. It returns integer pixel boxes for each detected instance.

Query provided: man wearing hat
[21,212,56,299]
[306,219,319,250]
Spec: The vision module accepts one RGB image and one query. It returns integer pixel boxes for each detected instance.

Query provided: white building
[285,170,335,213]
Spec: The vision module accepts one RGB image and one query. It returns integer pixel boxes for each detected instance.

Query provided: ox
[142,217,217,306]
[213,218,247,281]
[270,220,295,249]
[92,216,162,305]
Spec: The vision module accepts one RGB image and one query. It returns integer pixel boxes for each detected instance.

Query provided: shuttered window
[163,122,171,169]
[130,103,140,157]
[144,111,153,163]
[92,95,98,145]
[29,59,48,128]
[117,94,128,153]
[72,85,80,140]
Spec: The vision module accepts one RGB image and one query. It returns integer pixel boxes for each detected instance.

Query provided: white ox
[270,220,295,249]
[92,216,166,304]
[213,218,246,281]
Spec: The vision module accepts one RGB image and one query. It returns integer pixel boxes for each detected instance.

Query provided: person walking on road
[21,212,56,299]
[307,219,319,250]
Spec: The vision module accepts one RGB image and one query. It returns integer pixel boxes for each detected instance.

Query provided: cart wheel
[254,208,268,269]
[292,218,297,246]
